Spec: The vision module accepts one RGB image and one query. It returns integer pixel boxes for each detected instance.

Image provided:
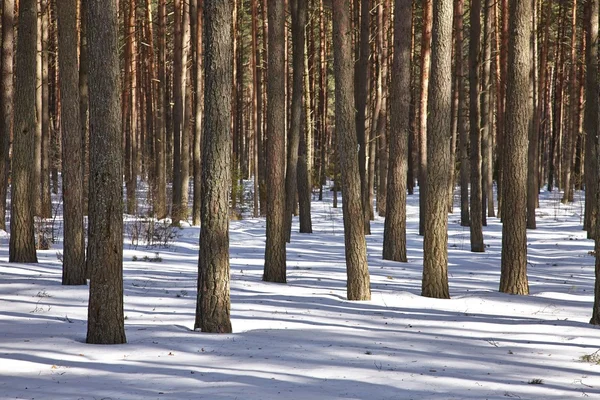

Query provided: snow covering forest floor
[1,188,600,400]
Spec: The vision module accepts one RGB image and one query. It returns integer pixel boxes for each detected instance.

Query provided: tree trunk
[422,0,452,299]
[382,0,411,263]
[85,0,126,344]
[355,0,371,235]
[418,0,432,236]
[332,0,371,301]
[9,0,38,263]
[500,0,531,296]
[263,0,287,283]
[0,0,14,231]
[585,0,598,239]
[285,0,305,242]
[194,0,233,334]
[469,0,485,252]
[57,0,85,285]
[192,0,203,226]
[298,25,313,234]
[456,0,470,227]
[376,0,389,217]
[79,0,89,215]
[481,0,494,219]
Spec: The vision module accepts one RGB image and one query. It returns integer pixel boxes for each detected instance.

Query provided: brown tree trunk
[57,0,86,285]
[285,0,305,242]
[376,0,389,217]
[469,0,484,252]
[194,0,233,334]
[332,0,370,301]
[40,0,51,218]
[500,0,531,296]
[422,0,452,299]
[382,0,411,263]
[85,0,126,344]
[155,0,167,219]
[263,0,287,283]
[251,0,260,217]
[562,0,578,204]
[418,0,432,236]
[10,0,38,263]
[456,0,470,227]
[192,0,203,226]
[79,0,89,216]
[0,0,14,231]
[481,0,494,219]
[585,0,598,239]
[298,26,313,234]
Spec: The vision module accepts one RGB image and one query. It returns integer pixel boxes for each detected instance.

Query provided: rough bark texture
[481,0,494,219]
[585,0,598,239]
[421,0,452,299]
[332,0,371,301]
[418,0,432,236]
[285,0,304,242]
[86,0,126,344]
[263,0,287,283]
[297,31,313,234]
[9,0,38,263]
[57,0,86,285]
[40,0,51,219]
[469,0,485,252]
[355,0,371,235]
[79,0,89,215]
[0,0,14,231]
[154,0,167,219]
[382,0,410,263]
[376,1,389,217]
[194,0,233,334]
[192,0,203,226]
[456,0,470,227]
[500,0,531,296]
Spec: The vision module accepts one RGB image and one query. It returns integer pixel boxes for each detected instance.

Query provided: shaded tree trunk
[0,0,14,231]
[418,0,432,236]
[9,0,38,263]
[263,0,287,283]
[456,0,470,227]
[382,0,411,263]
[85,0,126,344]
[57,0,86,285]
[194,0,233,334]
[585,0,598,239]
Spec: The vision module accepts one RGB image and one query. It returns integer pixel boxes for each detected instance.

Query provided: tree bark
[469,0,485,252]
[194,0,233,334]
[456,0,470,227]
[422,0,452,299]
[585,0,598,239]
[9,0,38,263]
[85,0,126,344]
[57,0,86,285]
[382,0,411,263]
[332,0,371,301]
[500,0,531,296]
[263,0,287,283]
[0,0,14,231]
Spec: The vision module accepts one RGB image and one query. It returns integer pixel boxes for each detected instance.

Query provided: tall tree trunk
[57,0,85,285]
[376,0,389,217]
[469,0,484,252]
[456,0,470,227]
[10,0,38,263]
[251,0,260,217]
[422,0,452,299]
[562,0,578,204]
[40,0,51,218]
[355,0,371,235]
[585,0,598,239]
[79,0,89,215]
[192,0,203,226]
[34,0,43,217]
[285,0,305,242]
[0,0,14,231]
[155,0,167,219]
[332,0,371,301]
[194,0,233,334]
[263,0,287,283]
[382,0,410,263]
[418,0,432,236]
[298,24,313,233]
[85,0,126,344]
[481,0,494,219]
[500,0,531,296]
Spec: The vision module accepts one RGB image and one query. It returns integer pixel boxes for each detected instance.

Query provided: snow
[1,188,600,399]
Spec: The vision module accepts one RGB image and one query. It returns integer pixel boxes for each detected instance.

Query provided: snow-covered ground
[1,188,600,399]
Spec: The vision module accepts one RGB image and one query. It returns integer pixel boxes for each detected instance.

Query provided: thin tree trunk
[418,0,432,236]
[0,0,14,231]
[457,0,469,227]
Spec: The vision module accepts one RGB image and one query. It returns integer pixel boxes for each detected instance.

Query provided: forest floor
[1,188,600,399]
